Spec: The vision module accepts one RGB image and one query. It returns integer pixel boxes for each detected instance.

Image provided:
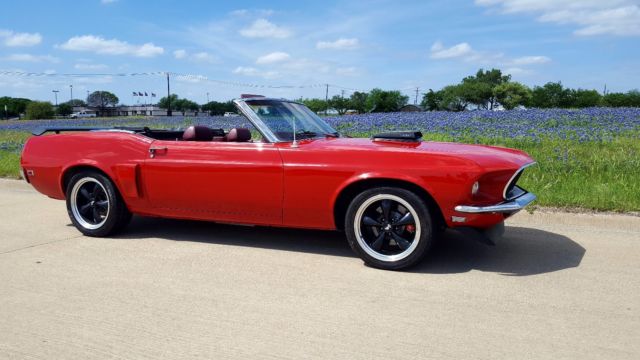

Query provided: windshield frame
[233,98,337,143]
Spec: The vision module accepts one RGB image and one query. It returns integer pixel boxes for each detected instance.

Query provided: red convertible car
[21,98,536,270]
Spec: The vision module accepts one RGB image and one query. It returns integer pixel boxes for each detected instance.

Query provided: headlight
[471,181,480,196]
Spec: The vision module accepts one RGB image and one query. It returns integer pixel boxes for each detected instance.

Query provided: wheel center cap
[384,224,392,231]
[90,201,95,206]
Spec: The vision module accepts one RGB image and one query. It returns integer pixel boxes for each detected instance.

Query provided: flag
[138,92,143,96]
[133,92,137,96]
[151,93,156,97]
[144,92,148,96]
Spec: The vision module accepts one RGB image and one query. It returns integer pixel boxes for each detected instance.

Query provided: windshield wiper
[324,131,340,138]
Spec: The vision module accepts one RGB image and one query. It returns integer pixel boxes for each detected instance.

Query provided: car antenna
[291,117,298,148]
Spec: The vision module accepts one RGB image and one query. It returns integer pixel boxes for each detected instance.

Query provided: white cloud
[256,51,290,64]
[430,41,473,59]
[509,56,551,65]
[336,67,361,76]
[239,19,291,39]
[192,51,218,63]
[232,66,279,79]
[230,9,274,17]
[503,67,531,75]
[0,30,42,47]
[429,41,550,75]
[74,63,108,70]
[475,0,640,36]
[173,49,187,59]
[58,35,164,57]
[316,38,359,50]
[173,49,218,63]
[1,53,59,63]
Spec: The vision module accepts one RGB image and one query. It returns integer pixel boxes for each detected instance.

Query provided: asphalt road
[0,178,638,359]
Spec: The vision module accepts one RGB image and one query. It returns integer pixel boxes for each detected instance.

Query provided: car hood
[300,137,534,170]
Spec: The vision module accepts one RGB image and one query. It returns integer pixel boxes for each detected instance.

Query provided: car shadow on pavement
[413,226,586,276]
[117,216,352,258]
[115,217,585,276]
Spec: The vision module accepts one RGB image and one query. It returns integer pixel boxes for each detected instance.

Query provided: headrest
[183,125,214,141]
[226,128,252,142]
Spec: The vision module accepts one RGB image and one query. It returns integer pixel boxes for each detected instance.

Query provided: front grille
[503,162,536,200]
[504,171,523,200]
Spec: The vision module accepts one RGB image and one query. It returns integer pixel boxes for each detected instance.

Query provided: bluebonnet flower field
[1,107,639,211]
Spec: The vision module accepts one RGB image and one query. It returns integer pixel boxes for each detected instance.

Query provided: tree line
[300,68,640,113]
[0,91,119,120]
[2,68,639,120]
[421,69,640,111]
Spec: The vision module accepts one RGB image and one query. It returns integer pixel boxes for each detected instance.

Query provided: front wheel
[66,171,131,237]
[345,187,434,270]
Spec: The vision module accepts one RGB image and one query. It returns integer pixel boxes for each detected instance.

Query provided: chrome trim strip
[503,162,536,200]
[233,99,280,143]
[455,192,537,214]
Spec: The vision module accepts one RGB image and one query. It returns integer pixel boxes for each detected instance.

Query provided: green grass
[0,150,21,178]
[1,129,639,212]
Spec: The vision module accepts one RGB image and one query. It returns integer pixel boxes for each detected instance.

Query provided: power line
[0,70,428,96]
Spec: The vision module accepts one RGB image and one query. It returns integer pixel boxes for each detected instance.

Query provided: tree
[461,68,511,109]
[175,98,199,114]
[602,91,640,107]
[0,97,31,118]
[493,82,532,110]
[439,85,469,111]
[202,100,235,115]
[421,89,443,111]
[56,102,73,116]
[87,91,118,115]
[366,88,408,112]
[25,101,54,120]
[158,94,179,110]
[349,91,369,113]
[530,82,572,108]
[300,98,328,113]
[569,89,602,108]
[68,99,87,107]
[328,95,350,115]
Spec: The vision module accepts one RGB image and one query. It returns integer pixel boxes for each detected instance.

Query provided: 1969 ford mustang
[21,98,536,270]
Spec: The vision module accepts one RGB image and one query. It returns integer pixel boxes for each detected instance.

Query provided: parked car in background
[223,112,238,117]
[20,98,536,270]
[70,111,97,119]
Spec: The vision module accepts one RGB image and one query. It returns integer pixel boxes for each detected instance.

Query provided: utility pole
[69,84,73,103]
[341,89,345,99]
[603,84,607,95]
[166,72,172,116]
[325,83,329,115]
[206,92,210,103]
[414,87,419,105]
[52,90,59,106]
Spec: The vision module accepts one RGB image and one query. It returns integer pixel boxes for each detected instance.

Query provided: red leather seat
[183,126,214,141]
[225,128,251,142]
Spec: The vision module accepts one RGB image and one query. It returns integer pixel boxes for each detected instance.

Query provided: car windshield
[244,99,338,141]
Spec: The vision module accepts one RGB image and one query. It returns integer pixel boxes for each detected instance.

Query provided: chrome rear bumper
[454,192,537,214]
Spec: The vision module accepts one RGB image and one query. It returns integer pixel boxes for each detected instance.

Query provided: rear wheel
[66,171,131,237]
[345,187,434,270]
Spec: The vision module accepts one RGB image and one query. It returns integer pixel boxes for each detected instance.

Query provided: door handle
[149,146,168,158]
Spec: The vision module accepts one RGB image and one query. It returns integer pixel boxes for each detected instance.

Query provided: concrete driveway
[0,178,638,359]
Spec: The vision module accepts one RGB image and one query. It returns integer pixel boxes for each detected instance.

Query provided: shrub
[25,101,54,120]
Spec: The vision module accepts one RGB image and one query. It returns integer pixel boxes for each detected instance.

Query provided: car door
[142,140,284,226]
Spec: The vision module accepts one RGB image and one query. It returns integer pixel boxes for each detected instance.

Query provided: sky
[0,0,638,104]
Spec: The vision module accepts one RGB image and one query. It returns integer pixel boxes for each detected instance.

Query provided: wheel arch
[332,176,446,231]
[60,163,116,196]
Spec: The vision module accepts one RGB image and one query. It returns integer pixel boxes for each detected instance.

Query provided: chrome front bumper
[454,192,537,214]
